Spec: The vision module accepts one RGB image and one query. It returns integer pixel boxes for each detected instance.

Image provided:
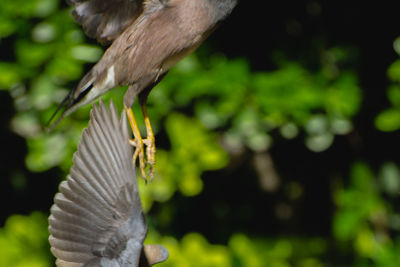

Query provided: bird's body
[66,0,237,112]
[73,0,205,109]
[53,0,238,178]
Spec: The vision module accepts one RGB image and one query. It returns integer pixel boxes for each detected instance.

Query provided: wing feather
[59,180,116,222]
[67,0,145,44]
[49,100,144,265]
[84,121,121,190]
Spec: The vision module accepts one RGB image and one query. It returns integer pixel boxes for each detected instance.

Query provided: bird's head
[46,65,115,131]
[46,82,95,131]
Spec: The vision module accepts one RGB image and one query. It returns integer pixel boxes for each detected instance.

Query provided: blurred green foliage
[0,212,51,267]
[1,0,400,266]
[334,162,400,267]
[145,231,327,267]
[375,37,400,131]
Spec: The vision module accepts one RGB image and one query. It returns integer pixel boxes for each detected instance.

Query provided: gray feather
[49,100,146,266]
[67,0,145,44]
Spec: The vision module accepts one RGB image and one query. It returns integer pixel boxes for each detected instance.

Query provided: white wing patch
[84,65,116,103]
[104,65,116,88]
[75,2,89,17]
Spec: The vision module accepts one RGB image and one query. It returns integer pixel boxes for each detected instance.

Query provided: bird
[49,0,238,180]
[49,100,169,266]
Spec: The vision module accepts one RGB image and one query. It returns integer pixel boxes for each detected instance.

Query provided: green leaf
[0,63,21,89]
[375,108,400,132]
[325,72,361,117]
[16,40,53,67]
[387,85,400,107]
[379,162,400,196]
[0,212,51,267]
[0,16,17,38]
[387,60,400,82]
[70,44,103,63]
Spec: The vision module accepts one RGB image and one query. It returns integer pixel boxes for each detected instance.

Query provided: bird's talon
[126,106,156,181]
[129,138,138,147]
[138,153,146,180]
[130,138,153,181]
[144,138,155,167]
[143,139,151,146]
[148,166,154,181]
[132,148,139,163]
[134,140,147,180]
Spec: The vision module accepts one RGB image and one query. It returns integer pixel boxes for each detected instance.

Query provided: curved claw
[125,106,148,180]
[125,105,156,182]
[141,100,156,181]
[143,138,155,180]
[130,138,146,179]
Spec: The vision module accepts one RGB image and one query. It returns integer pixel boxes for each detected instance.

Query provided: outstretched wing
[49,100,147,266]
[67,0,145,44]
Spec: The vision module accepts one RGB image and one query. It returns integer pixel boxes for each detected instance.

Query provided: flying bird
[49,100,169,266]
[50,0,238,179]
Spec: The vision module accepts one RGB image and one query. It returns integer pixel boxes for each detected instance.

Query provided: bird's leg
[125,105,146,179]
[125,72,167,180]
[138,92,155,179]
[141,102,155,178]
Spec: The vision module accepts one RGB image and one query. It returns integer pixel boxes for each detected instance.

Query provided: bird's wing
[67,0,147,44]
[49,100,147,266]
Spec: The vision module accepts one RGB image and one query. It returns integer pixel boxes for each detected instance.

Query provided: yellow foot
[129,138,146,180]
[125,103,156,182]
[126,106,151,181]
[140,98,156,181]
[143,136,155,179]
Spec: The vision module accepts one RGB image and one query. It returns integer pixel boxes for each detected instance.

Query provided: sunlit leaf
[354,227,375,257]
[0,212,51,267]
[280,122,299,139]
[375,108,400,132]
[387,60,400,82]
[70,44,103,62]
[387,85,400,107]
[0,16,16,38]
[331,118,352,135]
[325,72,361,117]
[305,114,328,135]
[0,63,21,89]
[16,40,53,67]
[393,37,400,56]
[305,132,334,152]
[379,162,400,196]
[31,22,57,43]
